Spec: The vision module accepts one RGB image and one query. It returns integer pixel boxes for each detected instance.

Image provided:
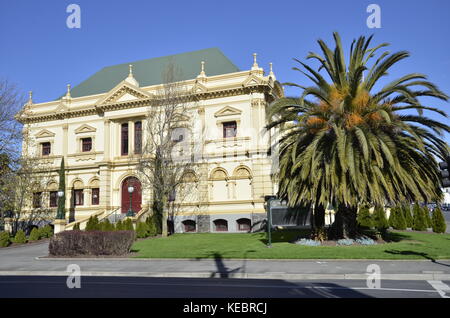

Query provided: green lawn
[131,230,450,260]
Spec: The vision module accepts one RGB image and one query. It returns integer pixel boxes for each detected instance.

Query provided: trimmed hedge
[39,225,53,238]
[402,205,413,228]
[373,206,389,231]
[85,215,100,231]
[389,206,407,230]
[49,230,136,256]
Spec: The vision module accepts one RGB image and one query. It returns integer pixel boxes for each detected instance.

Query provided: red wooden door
[121,177,142,213]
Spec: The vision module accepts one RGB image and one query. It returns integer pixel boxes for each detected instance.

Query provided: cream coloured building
[17,48,284,233]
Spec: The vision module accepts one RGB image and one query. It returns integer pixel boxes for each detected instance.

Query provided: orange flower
[345,113,364,128]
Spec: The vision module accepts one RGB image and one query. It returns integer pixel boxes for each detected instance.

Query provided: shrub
[295,238,321,246]
[402,205,413,228]
[49,230,136,256]
[0,231,10,247]
[85,215,100,231]
[355,237,377,245]
[41,225,54,238]
[146,216,158,236]
[413,203,427,231]
[337,239,354,246]
[29,228,40,241]
[432,207,447,233]
[136,222,149,238]
[373,206,389,232]
[389,206,407,230]
[13,230,27,244]
[357,206,373,228]
[99,219,115,232]
[115,220,124,231]
[423,206,432,229]
[73,223,80,230]
[123,219,134,231]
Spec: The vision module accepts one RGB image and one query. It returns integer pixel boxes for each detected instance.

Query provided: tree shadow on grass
[384,250,450,268]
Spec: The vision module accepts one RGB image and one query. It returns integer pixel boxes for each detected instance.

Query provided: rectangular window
[49,191,58,208]
[223,121,237,138]
[81,138,92,152]
[74,189,84,206]
[121,123,129,156]
[91,188,99,205]
[33,192,42,208]
[134,121,142,154]
[41,142,51,156]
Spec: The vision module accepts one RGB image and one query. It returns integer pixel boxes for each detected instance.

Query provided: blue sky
[1,0,449,142]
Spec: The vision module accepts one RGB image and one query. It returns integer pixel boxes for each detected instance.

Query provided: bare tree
[137,63,200,236]
[0,79,56,234]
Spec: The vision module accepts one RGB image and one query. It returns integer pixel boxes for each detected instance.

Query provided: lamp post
[126,185,135,217]
[56,190,65,219]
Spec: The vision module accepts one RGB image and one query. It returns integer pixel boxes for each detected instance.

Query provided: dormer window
[81,138,92,152]
[41,142,51,156]
[223,121,237,138]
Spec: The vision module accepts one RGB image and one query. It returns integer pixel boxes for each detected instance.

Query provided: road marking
[0,279,440,294]
[427,280,450,298]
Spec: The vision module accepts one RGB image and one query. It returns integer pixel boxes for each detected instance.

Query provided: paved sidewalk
[1,241,450,280]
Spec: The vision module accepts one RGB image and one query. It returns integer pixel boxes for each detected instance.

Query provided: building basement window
[214,219,228,232]
[237,218,251,232]
[182,220,196,232]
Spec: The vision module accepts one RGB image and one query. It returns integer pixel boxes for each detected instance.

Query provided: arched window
[237,218,251,232]
[182,220,196,233]
[214,219,228,232]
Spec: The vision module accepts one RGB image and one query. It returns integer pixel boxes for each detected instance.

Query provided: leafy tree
[413,203,427,231]
[29,227,40,241]
[266,32,449,238]
[432,207,447,233]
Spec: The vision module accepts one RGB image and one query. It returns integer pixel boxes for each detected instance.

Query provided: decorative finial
[197,61,206,80]
[66,84,71,98]
[28,91,33,104]
[269,62,275,80]
[124,64,139,87]
[129,64,133,76]
[251,53,260,71]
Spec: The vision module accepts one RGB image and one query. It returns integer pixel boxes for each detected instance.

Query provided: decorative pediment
[75,124,96,134]
[214,106,242,118]
[96,81,153,105]
[242,74,263,87]
[192,81,208,94]
[35,129,55,139]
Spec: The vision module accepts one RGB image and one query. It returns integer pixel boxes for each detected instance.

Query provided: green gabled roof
[64,48,240,99]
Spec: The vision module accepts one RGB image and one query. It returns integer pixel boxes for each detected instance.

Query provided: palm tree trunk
[332,204,358,239]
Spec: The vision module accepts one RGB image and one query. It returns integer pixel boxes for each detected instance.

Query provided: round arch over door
[121,176,142,214]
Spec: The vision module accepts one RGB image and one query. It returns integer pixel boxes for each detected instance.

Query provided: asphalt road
[0,276,449,298]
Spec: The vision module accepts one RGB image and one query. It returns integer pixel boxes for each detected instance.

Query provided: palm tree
[267,32,450,238]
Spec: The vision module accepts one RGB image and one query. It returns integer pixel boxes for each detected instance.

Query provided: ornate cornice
[18,84,277,124]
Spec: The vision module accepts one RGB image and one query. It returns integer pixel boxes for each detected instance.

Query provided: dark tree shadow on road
[385,250,450,268]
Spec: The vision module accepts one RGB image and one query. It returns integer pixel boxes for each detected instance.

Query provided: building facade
[17,48,284,233]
